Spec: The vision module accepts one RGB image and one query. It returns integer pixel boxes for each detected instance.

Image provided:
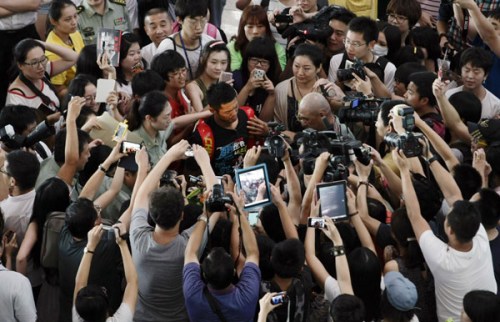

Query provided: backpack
[196,106,257,159]
[40,211,66,269]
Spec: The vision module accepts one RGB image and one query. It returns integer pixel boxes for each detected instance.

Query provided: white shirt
[328,53,396,93]
[445,85,500,119]
[141,42,159,67]
[72,302,133,322]
[1,190,36,244]
[419,225,497,322]
[0,11,36,30]
[0,264,37,322]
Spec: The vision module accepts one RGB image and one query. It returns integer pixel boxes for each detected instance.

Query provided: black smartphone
[275,14,293,23]
[270,292,289,305]
[316,181,348,221]
[120,141,141,154]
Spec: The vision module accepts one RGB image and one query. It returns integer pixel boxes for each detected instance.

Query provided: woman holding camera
[234,37,281,120]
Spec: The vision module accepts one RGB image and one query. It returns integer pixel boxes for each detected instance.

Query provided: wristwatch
[98,164,108,173]
[84,247,95,255]
[197,215,208,223]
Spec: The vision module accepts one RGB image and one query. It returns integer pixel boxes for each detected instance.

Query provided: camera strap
[203,286,228,322]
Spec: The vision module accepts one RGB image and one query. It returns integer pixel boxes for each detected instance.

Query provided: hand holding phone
[120,141,141,154]
[253,69,265,81]
[219,71,233,83]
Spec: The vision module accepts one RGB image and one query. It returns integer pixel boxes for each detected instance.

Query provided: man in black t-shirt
[190,82,253,176]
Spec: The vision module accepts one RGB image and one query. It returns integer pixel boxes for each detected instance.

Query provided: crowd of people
[1,0,500,321]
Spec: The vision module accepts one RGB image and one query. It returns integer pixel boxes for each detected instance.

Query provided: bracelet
[426,155,439,165]
[330,245,345,257]
[357,181,370,189]
[348,211,359,217]
[98,164,108,173]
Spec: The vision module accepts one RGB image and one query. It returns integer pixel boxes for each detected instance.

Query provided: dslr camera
[206,184,233,212]
[339,97,387,125]
[337,59,366,82]
[0,121,54,150]
[264,122,287,159]
[383,106,423,158]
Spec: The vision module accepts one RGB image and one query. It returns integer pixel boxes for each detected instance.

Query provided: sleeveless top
[195,78,209,108]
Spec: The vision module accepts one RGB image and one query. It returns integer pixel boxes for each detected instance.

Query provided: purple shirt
[183,262,261,322]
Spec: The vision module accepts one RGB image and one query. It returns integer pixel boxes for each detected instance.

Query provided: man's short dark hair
[408,72,437,107]
[452,164,482,201]
[348,17,378,44]
[149,186,184,230]
[330,294,366,322]
[447,200,481,244]
[6,150,40,191]
[75,284,109,321]
[201,247,234,289]
[54,129,91,164]
[460,47,494,74]
[329,7,356,25]
[271,239,305,278]
[174,0,207,20]
[207,82,237,111]
[151,50,187,82]
[145,7,169,21]
[394,62,427,87]
[0,105,37,134]
[475,188,500,230]
[449,91,482,124]
[66,198,98,239]
[131,70,165,97]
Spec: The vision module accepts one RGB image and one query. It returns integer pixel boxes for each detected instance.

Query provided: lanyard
[179,32,202,80]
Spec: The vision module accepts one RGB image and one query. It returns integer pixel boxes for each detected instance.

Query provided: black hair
[452,164,482,201]
[64,74,104,115]
[174,0,208,21]
[449,91,482,124]
[474,188,500,230]
[117,33,146,86]
[234,5,274,52]
[377,21,402,63]
[463,290,500,322]
[347,247,381,321]
[201,247,234,289]
[207,218,232,251]
[390,207,425,269]
[412,173,442,221]
[379,99,406,126]
[260,204,286,243]
[387,0,422,28]
[148,186,184,230]
[329,7,356,25]
[0,104,37,134]
[6,150,40,191]
[447,200,481,244]
[393,46,425,68]
[127,90,169,131]
[144,7,169,21]
[489,7,500,20]
[76,45,103,79]
[66,198,98,239]
[31,177,71,267]
[75,284,109,322]
[380,290,415,322]
[257,234,276,280]
[408,27,441,61]
[330,294,366,322]
[367,198,387,223]
[196,40,231,79]
[150,50,186,83]
[394,62,427,87]
[10,39,45,81]
[49,0,76,21]
[460,47,494,74]
[256,154,279,185]
[78,145,112,187]
[53,128,91,164]
[486,145,500,183]
[348,17,378,44]
[407,71,438,107]
[292,43,323,69]
[271,238,305,278]
[206,82,237,111]
[241,37,281,85]
[131,70,165,97]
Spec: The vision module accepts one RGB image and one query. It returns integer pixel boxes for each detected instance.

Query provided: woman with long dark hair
[115,33,147,96]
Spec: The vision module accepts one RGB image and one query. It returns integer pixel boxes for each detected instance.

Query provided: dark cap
[468,119,500,146]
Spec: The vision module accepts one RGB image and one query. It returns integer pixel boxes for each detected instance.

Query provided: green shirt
[132,123,174,167]
[227,39,287,72]
[77,0,131,45]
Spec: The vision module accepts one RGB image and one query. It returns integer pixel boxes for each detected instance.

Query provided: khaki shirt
[133,123,174,167]
[77,0,132,45]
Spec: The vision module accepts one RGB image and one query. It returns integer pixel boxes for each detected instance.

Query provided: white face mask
[373,44,388,57]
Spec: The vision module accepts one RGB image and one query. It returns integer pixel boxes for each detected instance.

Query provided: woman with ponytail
[128,90,210,166]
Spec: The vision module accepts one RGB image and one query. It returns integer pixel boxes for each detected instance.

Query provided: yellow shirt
[328,0,377,18]
[45,30,85,86]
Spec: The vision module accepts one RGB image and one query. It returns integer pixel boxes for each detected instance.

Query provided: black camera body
[0,121,54,150]
[339,97,387,125]
[206,184,233,212]
[264,122,287,159]
[397,106,416,131]
[384,132,423,158]
[337,59,366,82]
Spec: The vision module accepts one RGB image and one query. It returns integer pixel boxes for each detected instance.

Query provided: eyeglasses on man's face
[343,38,366,48]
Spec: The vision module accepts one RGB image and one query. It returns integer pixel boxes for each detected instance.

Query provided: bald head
[299,92,331,115]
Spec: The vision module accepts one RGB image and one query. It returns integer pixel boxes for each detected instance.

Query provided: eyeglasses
[248,57,270,68]
[24,56,48,68]
[185,17,207,28]
[0,166,11,177]
[343,38,366,48]
[168,67,187,78]
[84,95,96,103]
[387,13,408,22]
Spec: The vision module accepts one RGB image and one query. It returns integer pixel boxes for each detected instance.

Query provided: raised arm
[185,82,205,113]
[116,227,138,314]
[93,167,125,210]
[172,110,212,129]
[184,204,209,265]
[392,150,431,241]
[41,41,79,77]
[300,152,330,224]
[133,140,189,210]
[270,185,299,239]
[282,148,302,225]
[57,97,85,186]
[74,225,103,304]
[0,0,40,12]
[192,144,218,190]
[228,191,259,265]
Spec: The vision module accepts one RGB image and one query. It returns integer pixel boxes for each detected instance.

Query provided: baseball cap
[468,119,500,147]
[384,271,418,311]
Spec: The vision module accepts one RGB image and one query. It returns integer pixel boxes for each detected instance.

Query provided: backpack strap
[339,52,348,70]
[197,119,215,159]
[203,286,228,322]
[375,55,389,81]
